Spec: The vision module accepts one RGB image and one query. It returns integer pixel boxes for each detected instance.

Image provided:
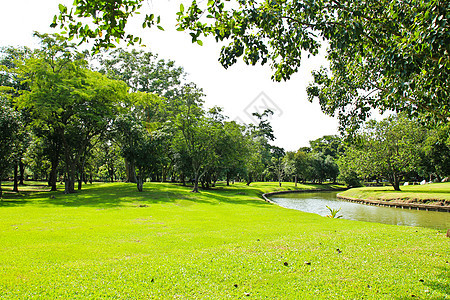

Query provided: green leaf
[58,4,66,13]
[180,3,185,13]
[157,25,164,31]
[197,40,203,46]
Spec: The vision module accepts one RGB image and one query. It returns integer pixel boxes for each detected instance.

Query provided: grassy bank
[339,183,450,206]
[0,182,449,299]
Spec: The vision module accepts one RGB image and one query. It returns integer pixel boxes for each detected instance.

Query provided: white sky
[0,0,339,150]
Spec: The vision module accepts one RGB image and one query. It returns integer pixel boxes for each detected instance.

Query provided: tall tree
[112,92,163,191]
[172,84,215,193]
[96,48,186,182]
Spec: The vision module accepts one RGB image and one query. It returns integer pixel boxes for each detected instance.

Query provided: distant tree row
[1,34,448,196]
[0,34,329,195]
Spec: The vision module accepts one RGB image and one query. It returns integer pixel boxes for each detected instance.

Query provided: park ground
[339,183,450,206]
[0,181,449,299]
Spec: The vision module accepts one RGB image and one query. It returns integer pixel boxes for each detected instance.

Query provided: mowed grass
[0,182,449,299]
[339,183,450,204]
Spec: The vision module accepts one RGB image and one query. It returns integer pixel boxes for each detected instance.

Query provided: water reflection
[270,191,450,230]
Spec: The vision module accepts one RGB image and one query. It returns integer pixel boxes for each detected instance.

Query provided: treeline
[1,34,449,196]
[0,33,336,195]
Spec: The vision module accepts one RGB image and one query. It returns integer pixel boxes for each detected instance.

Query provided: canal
[269,191,450,230]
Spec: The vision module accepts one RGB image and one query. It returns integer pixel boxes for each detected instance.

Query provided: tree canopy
[54,0,449,130]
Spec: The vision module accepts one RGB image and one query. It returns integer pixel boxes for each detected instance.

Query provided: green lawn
[0,182,449,299]
[339,183,450,205]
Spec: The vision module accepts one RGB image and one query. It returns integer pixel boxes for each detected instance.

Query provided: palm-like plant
[326,206,342,218]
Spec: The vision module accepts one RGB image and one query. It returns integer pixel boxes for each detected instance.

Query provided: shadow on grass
[394,265,450,300]
[425,266,450,298]
[0,199,30,207]
[1,182,273,209]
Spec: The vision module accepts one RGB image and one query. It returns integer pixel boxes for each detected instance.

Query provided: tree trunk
[192,172,200,193]
[78,176,83,190]
[48,159,58,191]
[295,174,298,187]
[64,176,75,194]
[389,173,401,191]
[246,173,252,186]
[125,159,137,183]
[392,181,401,191]
[0,180,2,199]
[19,160,25,185]
[110,165,114,182]
[162,167,168,182]
[13,163,19,192]
[137,177,144,192]
[393,176,401,191]
[64,163,76,194]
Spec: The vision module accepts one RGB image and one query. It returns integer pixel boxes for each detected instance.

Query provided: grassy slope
[0,182,449,299]
[339,183,450,205]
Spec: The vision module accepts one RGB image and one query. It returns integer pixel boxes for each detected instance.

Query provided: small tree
[270,146,285,187]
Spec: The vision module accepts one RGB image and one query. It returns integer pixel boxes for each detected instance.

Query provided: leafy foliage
[53,0,449,129]
[11,33,128,193]
[339,114,427,190]
[52,0,162,50]
[0,97,21,197]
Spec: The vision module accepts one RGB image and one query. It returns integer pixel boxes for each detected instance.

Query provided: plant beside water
[326,205,343,218]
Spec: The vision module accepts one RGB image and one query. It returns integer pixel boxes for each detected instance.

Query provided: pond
[269,191,450,230]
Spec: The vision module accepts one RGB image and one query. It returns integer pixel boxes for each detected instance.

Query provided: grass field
[0,181,449,299]
[339,183,450,205]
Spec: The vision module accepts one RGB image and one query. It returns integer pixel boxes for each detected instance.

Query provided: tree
[293,150,309,185]
[244,109,276,183]
[1,46,33,190]
[171,83,215,193]
[56,0,450,129]
[112,91,163,191]
[420,123,450,181]
[91,140,124,183]
[14,33,128,193]
[242,138,264,186]
[339,114,427,190]
[96,48,187,182]
[323,155,339,183]
[221,121,248,186]
[270,146,285,187]
[96,49,185,96]
[309,135,343,159]
[123,126,163,192]
[337,155,362,188]
[0,97,21,198]
[179,0,450,129]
